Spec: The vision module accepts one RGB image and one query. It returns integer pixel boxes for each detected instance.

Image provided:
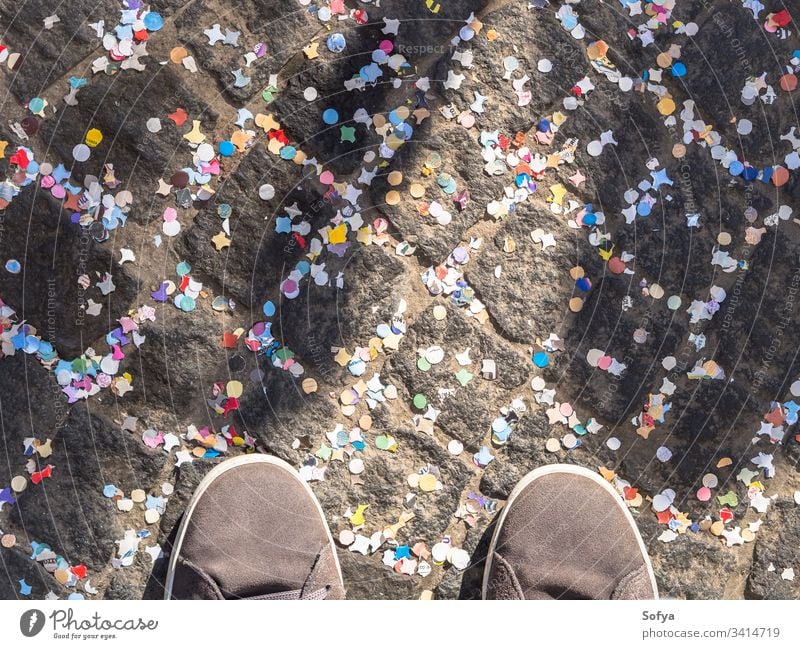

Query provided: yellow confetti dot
[419,474,438,492]
[170,47,189,64]
[387,170,403,186]
[226,380,243,398]
[657,97,676,115]
[385,190,401,206]
[656,53,673,68]
[85,128,103,147]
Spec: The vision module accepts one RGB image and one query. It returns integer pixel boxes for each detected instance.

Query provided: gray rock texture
[1,0,800,601]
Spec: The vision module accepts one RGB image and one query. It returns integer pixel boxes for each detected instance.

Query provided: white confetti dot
[259,183,275,200]
[656,446,672,462]
[162,220,181,237]
[530,376,546,391]
[537,58,552,73]
[736,119,753,135]
[303,87,318,101]
[72,143,91,162]
[447,439,463,455]
[586,140,603,157]
[606,437,621,451]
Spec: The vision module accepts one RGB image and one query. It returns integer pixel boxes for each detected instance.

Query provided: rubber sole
[163,453,343,600]
[481,463,659,600]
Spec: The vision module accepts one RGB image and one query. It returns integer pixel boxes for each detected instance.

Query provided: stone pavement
[1,0,799,600]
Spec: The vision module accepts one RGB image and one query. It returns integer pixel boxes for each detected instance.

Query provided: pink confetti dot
[319,170,334,185]
[697,486,712,502]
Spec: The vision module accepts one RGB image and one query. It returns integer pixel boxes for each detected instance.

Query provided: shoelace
[249,585,331,600]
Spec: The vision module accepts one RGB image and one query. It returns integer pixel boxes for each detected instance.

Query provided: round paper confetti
[303,87,318,101]
[11,476,27,492]
[532,351,549,368]
[449,548,470,570]
[530,376,546,391]
[545,438,560,453]
[259,184,275,200]
[447,439,463,455]
[322,108,339,124]
[586,140,603,156]
[697,486,712,502]
[656,446,672,462]
[72,143,91,162]
[419,474,438,492]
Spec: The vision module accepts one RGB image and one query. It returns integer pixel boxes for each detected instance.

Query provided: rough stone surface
[2,0,800,602]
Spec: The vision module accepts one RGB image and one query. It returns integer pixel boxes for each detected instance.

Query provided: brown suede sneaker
[483,464,658,600]
[164,455,345,600]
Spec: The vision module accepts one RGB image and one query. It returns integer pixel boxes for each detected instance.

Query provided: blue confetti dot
[636,202,652,217]
[576,277,591,291]
[742,165,758,181]
[533,351,549,368]
[263,300,276,317]
[143,12,164,31]
[176,261,192,276]
[583,212,597,226]
[218,140,234,157]
[5,259,21,274]
[179,295,196,312]
[322,108,339,125]
[671,62,687,77]
[28,97,44,113]
[326,33,346,53]
[729,160,744,176]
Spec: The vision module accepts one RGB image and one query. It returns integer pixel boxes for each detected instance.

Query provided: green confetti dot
[412,394,427,410]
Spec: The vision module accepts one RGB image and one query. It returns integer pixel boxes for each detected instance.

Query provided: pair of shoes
[164,457,658,600]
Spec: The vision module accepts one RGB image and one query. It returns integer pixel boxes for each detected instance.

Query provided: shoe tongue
[612,564,652,600]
